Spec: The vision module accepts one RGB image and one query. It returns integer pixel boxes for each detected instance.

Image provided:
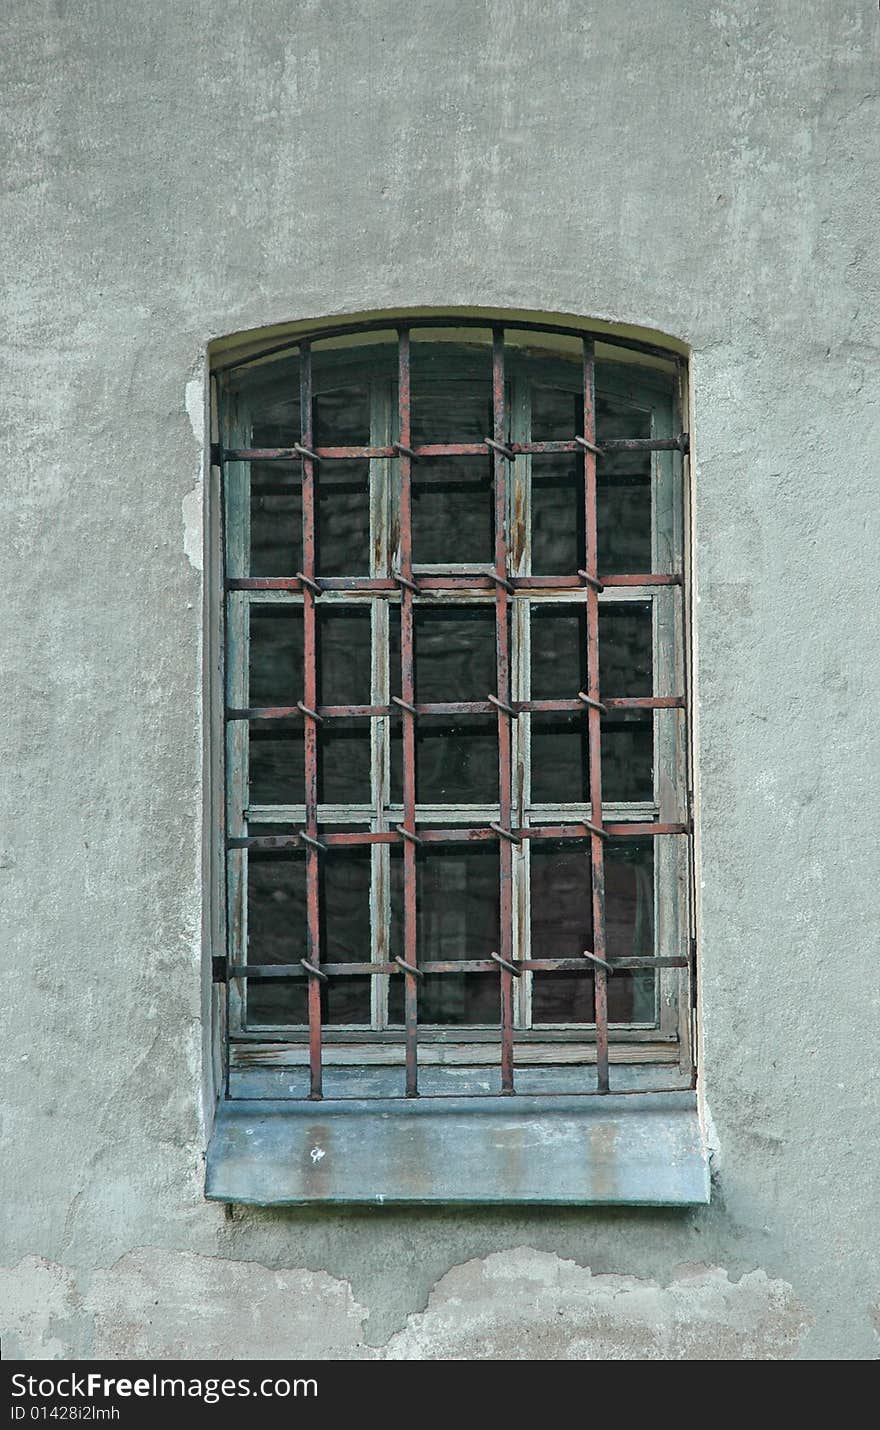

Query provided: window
[207,317,704,1205]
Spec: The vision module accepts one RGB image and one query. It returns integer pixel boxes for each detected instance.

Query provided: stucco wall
[1,0,878,1359]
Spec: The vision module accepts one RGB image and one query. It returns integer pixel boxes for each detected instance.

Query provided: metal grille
[215,319,693,1100]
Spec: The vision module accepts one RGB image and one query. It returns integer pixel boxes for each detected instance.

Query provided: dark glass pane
[246,832,308,1025]
[599,603,653,697]
[607,841,655,1023]
[530,606,586,699]
[389,842,500,1025]
[321,845,372,1025]
[410,366,495,566]
[530,841,594,1024]
[531,842,591,957]
[602,713,653,802]
[319,718,371,804]
[250,464,302,577]
[531,385,578,442]
[414,607,497,703]
[314,385,370,444]
[249,722,304,804]
[531,455,582,575]
[416,716,497,804]
[596,391,652,573]
[245,356,301,447]
[249,607,303,705]
[410,371,493,446]
[412,460,494,566]
[529,385,654,575]
[318,608,372,705]
[530,839,655,1024]
[315,461,370,575]
[530,715,589,803]
[598,480,651,573]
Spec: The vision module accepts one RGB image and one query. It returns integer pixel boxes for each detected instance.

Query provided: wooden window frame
[212,324,694,1096]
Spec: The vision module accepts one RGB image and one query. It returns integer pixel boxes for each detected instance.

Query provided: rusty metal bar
[492,329,517,1095]
[222,436,687,462]
[299,341,323,1099]
[231,823,688,851]
[228,694,684,722]
[226,572,682,592]
[232,955,690,978]
[583,339,610,1093]
[398,329,419,1096]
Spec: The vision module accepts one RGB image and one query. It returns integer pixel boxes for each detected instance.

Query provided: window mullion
[220,377,251,1053]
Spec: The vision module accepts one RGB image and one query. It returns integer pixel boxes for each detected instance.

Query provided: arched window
[208,316,701,1204]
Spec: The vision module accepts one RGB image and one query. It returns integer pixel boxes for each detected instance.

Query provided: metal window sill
[205,1088,708,1207]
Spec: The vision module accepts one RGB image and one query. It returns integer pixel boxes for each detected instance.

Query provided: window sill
[205,1085,708,1207]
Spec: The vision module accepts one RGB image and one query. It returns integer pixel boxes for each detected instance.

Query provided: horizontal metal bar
[228,696,685,722]
[226,573,681,593]
[229,822,688,851]
[220,436,689,463]
[231,956,690,979]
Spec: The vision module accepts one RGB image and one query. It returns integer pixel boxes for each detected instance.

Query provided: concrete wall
[2,0,878,1359]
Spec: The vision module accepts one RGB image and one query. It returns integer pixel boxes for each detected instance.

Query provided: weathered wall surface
[1,0,877,1359]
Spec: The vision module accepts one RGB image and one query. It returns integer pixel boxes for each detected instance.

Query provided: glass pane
[602,712,653,802]
[598,479,651,573]
[249,721,304,805]
[531,385,578,441]
[389,842,500,1025]
[316,461,370,574]
[599,603,653,698]
[416,716,498,804]
[529,385,654,575]
[319,719,371,805]
[250,464,302,577]
[531,455,582,576]
[246,831,308,1025]
[321,844,372,1025]
[596,392,652,573]
[314,385,370,444]
[249,607,303,705]
[414,607,497,703]
[243,355,301,447]
[530,839,655,1024]
[607,841,655,1024]
[530,606,586,699]
[411,368,494,566]
[318,608,372,705]
[411,371,492,446]
[530,715,589,803]
[413,460,494,566]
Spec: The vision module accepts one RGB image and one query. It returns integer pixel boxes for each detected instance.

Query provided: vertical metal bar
[300,341,323,1099]
[398,330,419,1096]
[369,379,392,1031]
[583,340,609,1092]
[493,329,515,1094]
[509,374,532,1034]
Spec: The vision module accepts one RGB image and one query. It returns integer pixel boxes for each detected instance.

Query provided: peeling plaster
[379,1249,813,1361]
[83,1249,368,1361]
[0,1249,815,1362]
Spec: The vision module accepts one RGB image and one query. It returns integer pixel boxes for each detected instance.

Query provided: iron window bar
[217,318,692,1102]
